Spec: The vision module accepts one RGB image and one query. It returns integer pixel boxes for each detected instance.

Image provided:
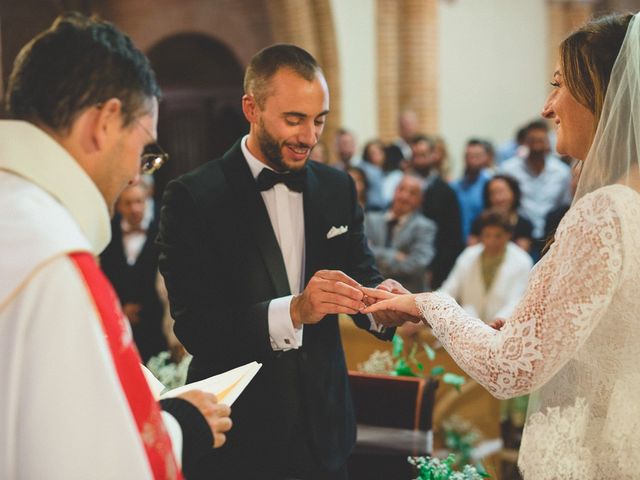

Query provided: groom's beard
[256,117,311,172]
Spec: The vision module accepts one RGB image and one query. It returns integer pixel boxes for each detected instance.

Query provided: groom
[157,44,414,479]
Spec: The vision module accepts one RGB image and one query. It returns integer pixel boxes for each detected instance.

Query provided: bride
[363,12,640,479]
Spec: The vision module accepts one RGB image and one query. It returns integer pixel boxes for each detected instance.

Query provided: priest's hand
[290,270,365,328]
[123,302,142,325]
[178,390,232,448]
[363,280,422,326]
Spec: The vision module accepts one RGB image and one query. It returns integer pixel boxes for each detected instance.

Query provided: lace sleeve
[417,190,624,399]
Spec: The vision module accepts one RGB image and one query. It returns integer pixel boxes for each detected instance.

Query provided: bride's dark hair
[560,13,633,129]
[544,13,635,256]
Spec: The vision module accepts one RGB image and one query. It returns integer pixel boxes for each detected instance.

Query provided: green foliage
[442,373,466,392]
[408,454,490,480]
[390,335,465,389]
[424,343,437,361]
[146,351,192,391]
[392,334,405,357]
[441,416,488,473]
[358,335,466,393]
[444,427,476,466]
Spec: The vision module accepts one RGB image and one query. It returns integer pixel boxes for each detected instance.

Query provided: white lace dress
[417,185,640,479]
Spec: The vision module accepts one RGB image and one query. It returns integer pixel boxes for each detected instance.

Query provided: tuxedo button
[300,351,308,361]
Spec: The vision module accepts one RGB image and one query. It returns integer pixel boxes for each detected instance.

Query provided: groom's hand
[290,270,365,328]
[366,279,422,327]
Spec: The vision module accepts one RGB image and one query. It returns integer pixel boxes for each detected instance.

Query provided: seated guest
[310,141,329,164]
[440,209,533,324]
[469,174,534,254]
[359,139,388,211]
[451,138,494,241]
[431,134,452,180]
[365,174,437,292]
[496,123,528,166]
[384,110,418,171]
[347,166,369,210]
[498,119,571,259]
[333,127,360,169]
[410,134,464,288]
[100,183,167,363]
[544,159,580,248]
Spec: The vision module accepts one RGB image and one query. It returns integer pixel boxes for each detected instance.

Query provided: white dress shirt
[121,213,152,265]
[241,137,305,351]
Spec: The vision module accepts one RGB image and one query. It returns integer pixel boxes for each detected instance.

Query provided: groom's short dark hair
[244,44,321,108]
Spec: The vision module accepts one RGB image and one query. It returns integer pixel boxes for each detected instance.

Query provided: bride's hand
[360,287,422,318]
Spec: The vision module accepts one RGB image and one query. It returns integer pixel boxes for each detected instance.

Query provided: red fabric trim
[70,252,182,480]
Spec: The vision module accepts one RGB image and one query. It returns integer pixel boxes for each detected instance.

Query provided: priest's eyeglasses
[137,121,168,175]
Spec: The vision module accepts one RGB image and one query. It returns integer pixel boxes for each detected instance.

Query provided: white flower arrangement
[358,350,396,375]
[146,351,192,392]
[408,454,490,479]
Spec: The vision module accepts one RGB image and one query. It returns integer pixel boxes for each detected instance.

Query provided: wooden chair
[349,371,438,432]
[340,315,503,478]
[347,371,438,479]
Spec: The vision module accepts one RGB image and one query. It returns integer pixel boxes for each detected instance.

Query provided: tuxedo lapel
[303,166,323,285]
[220,143,290,298]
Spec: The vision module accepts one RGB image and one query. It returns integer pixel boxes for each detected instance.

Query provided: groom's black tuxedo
[157,139,393,478]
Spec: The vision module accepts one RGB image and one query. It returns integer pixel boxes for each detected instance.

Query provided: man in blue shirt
[499,120,571,260]
[451,139,494,241]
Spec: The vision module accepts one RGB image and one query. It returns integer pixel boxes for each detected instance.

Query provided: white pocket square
[326,225,348,239]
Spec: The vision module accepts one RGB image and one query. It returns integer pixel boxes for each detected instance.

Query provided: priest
[0,13,231,479]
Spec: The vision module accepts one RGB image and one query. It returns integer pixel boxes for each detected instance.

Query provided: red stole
[70,252,183,480]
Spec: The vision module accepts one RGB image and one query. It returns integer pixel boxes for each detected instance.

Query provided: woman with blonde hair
[363,13,640,478]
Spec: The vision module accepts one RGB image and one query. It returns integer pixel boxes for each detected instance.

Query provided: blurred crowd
[319,113,574,325]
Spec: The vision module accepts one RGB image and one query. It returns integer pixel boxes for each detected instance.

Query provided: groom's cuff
[268,295,304,351]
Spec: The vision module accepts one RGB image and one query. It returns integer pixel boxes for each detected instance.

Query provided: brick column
[266,0,340,156]
[399,0,439,135]
[547,1,594,78]
[266,0,318,53]
[310,0,341,157]
[377,0,400,142]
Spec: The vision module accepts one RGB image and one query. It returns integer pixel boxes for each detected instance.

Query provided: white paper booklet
[142,361,262,406]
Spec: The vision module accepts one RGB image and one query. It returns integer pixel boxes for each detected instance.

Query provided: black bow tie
[256,168,306,193]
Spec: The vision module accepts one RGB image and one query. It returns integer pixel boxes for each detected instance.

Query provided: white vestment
[0,120,183,479]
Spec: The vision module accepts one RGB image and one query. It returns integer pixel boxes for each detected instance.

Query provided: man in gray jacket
[365,174,437,292]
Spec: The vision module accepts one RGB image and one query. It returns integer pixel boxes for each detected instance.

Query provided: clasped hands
[290,270,423,328]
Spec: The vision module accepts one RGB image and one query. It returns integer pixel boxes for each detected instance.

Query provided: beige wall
[330,0,553,175]
[438,0,549,176]
[330,0,378,151]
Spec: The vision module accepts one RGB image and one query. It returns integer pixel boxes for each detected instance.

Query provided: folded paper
[142,361,262,406]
